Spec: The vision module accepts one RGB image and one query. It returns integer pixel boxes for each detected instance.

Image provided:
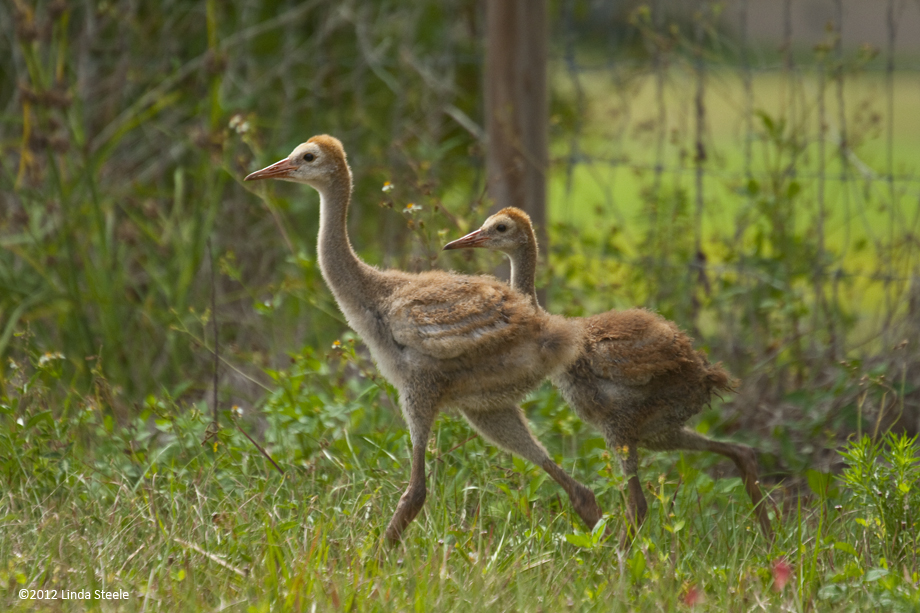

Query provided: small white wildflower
[402,203,422,213]
[229,114,250,134]
[38,352,64,366]
[382,181,395,192]
[331,340,342,349]
[231,405,243,419]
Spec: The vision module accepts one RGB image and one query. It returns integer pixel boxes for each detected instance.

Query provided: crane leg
[461,405,603,530]
[384,399,436,544]
[603,435,646,549]
[648,428,774,541]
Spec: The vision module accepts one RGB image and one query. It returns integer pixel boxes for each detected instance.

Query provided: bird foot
[618,508,647,550]
[618,478,648,549]
[734,445,775,541]
[384,485,426,545]
[571,485,604,530]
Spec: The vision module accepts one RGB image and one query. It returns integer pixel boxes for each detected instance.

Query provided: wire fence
[545,0,920,387]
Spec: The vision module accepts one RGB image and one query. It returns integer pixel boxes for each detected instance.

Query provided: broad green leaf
[833,541,858,557]
[565,533,593,548]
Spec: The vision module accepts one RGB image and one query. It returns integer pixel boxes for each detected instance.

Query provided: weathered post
[485,0,548,302]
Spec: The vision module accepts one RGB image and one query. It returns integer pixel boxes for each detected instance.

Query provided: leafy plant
[838,433,920,565]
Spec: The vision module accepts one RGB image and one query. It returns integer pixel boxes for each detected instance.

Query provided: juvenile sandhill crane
[244,137,602,543]
[444,207,772,541]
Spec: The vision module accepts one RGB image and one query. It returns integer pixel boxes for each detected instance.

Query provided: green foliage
[1,0,482,399]
[4,340,920,611]
[839,433,920,565]
[261,336,398,466]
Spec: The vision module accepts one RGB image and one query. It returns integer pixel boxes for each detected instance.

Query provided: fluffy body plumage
[444,207,772,540]
[558,308,729,438]
[245,138,601,543]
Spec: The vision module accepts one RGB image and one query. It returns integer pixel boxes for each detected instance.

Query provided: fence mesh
[548,1,919,360]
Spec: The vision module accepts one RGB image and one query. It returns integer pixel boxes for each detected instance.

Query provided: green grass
[2,353,918,612]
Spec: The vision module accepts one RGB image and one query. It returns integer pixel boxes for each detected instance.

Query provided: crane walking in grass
[444,207,773,542]
[245,137,603,543]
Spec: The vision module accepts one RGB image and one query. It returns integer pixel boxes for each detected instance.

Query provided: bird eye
[303,153,315,162]
[496,224,507,232]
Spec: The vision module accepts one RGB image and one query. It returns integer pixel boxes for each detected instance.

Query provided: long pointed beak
[244,157,297,181]
[443,229,488,251]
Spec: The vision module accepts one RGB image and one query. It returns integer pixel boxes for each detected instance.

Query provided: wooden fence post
[485,0,548,302]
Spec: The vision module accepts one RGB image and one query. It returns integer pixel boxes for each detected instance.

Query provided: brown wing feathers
[388,271,536,360]
[582,309,733,395]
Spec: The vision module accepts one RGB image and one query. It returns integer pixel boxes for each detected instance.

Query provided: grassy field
[2,345,919,611]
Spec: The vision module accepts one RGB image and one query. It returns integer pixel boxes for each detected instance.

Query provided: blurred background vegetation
[2,0,919,477]
[3,2,920,609]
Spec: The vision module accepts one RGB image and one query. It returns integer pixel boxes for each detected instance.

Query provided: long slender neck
[507,234,540,310]
[315,177,380,309]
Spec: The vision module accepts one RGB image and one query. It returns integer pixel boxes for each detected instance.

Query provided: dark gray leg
[461,406,603,529]
[603,433,646,547]
[651,428,773,540]
[385,399,436,544]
